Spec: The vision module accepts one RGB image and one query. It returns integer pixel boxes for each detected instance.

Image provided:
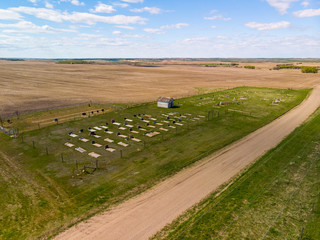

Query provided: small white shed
[157,97,174,108]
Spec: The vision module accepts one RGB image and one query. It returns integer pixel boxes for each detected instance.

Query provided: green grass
[0,87,309,239]
[152,108,320,240]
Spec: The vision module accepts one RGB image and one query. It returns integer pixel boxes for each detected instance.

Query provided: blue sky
[0,0,319,58]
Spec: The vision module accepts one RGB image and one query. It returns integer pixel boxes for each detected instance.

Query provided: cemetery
[9,87,308,181]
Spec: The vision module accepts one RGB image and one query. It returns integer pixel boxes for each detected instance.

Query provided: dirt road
[55,86,320,240]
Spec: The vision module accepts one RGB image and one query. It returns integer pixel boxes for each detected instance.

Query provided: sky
[0,0,319,58]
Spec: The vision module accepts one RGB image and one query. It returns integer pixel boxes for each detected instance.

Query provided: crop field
[1,60,319,117]
[152,108,320,240]
[0,86,309,239]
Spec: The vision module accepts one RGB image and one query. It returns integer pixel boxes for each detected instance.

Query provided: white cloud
[113,2,129,8]
[210,10,218,14]
[10,7,147,25]
[293,8,320,17]
[10,7,65,22]
[204,15,232,21]
[112,30,121,35]
[64,13,147,25]
[121,0,144,3]
[0,9,22,20]
[29,0,37,3]
[116,25,135,30]
[265,0,299,14]
[144,28,162,34]
[124,34,142,38]
[45,1,54,9]
[182,37,209,43]
[130,7,162,14]
[78,33,103,38]
[162,23,189,29]
[211,25,217,29]
[217,35,229,40]
[144,23,189,34]
[60,0,85,6]
[0,20,75,34]
[245,21,291,30]
[1,33,319,58]
[90,3,116,13]
[301,0,310,7]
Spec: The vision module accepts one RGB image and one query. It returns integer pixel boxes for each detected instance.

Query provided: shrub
[244,65,255,69]
[301,66,318,73]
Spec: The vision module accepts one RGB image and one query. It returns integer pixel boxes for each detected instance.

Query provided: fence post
[300,227,304,239]
[61,153,64,162]
[120,150,123,158]
[312,203,315,212]
[32,141,35,149]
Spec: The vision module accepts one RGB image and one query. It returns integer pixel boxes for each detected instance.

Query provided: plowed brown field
[1,60,319,116]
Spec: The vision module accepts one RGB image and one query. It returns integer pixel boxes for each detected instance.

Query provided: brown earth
[54,85,320,239]
[1,60,319,116]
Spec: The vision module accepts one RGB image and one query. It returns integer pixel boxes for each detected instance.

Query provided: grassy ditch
[152,108,320,240]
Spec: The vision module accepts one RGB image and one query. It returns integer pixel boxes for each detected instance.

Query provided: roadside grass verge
[0,87,309,239]
[152,108,320,240]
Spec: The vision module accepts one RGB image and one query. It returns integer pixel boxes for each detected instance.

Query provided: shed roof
[157,97,173,103]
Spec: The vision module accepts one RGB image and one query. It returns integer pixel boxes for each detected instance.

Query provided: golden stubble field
[1,60,319,116]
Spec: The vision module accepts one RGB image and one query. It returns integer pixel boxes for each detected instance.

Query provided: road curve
[55,86,320,240]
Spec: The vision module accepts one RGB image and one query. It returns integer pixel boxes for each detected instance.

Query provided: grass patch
[152,108,320,240]
[0,87,309,239]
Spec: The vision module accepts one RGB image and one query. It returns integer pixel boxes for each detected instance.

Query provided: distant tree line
[202,63,239,67]
[57,60,93,64]
[301,66,318,73]
[273,64,318,73]
[3,58,25,61]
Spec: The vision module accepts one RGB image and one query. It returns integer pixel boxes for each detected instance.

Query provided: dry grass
[1,60,319,116]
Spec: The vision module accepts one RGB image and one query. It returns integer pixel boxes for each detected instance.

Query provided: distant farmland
[0,59,319,117]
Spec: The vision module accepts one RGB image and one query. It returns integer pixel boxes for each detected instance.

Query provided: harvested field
[1,60,319,116]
